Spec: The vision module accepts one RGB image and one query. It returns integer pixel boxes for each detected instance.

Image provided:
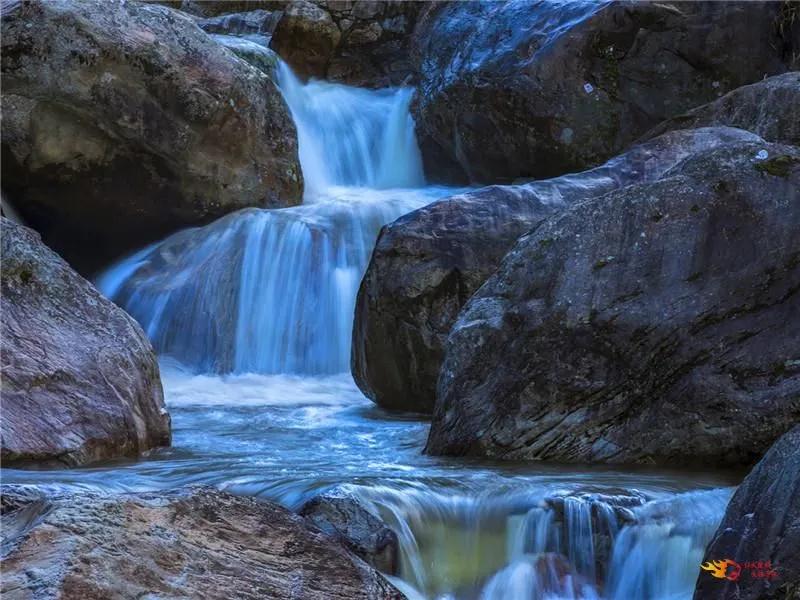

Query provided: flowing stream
[2,63,741,599]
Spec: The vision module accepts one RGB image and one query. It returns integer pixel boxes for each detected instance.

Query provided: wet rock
[543,488,650,581]
[1,0,302,273]
[299,488,399,574]
[198,8,281,45]
[644,72,800,147]
[694,426,800,600]
[426,141,800,467]
[0,486,403,599]
[412,1,796,183]
[352,127,762,412]
[212,34,280,76]
[0,218,171,467]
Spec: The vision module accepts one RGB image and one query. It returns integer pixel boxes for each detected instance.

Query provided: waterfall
[345,484,732,600]
[98,63,449,375]
[276,62,425,196]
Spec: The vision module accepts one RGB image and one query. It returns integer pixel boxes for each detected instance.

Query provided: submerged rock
[1,0,302,272]
[0,218,170,467]
[0,486,403,599]
[694,426,800,600]
[644,71,800,147]
[300,488,399,574]
[426,141,800,466]
[412,1,796,183]
[352,127,762,412]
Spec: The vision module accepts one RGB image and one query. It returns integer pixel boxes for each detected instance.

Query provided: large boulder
[644,71,800,147]
[0,487,403,599]
[271,0,341,79]
[0,218,171,467]
[412,1,797,184]
[300,488,399,574]
[694,426,800,600]
[426,140,800,466]
[1,0,302,272]
[270,0,422,87]
[352,127,763,412]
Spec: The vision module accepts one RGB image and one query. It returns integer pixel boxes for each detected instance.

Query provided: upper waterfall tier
[277,62,425,197]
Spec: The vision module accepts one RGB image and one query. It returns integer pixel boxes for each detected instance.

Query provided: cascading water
[0,60,738,600]
[98,62,449,375]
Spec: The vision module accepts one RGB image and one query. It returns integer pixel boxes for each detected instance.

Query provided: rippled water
[3,369,738,598]
[3,62,743,599]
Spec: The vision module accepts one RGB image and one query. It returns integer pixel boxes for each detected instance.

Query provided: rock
[644,72,800,147]
[1,0,302,273]
[694,426,800,600]
[0,486,403,599]
[211,34,280,76]
[426,140,800,467]
[270,0,422,87]
[352,127,763,412]
[198,9,281,45]
[299,488,399,574]
[412,1,796,184]
[0,218,170,467]
[271,0,341,79]
[542,488,650,582]
[156,1,287,18]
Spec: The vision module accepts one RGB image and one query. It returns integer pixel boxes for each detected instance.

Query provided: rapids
[2,62,741,599]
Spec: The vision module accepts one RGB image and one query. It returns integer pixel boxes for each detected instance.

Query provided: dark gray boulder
[412,1,797,184]
[644,71,800,147]
[426,141,800,467]
[0,218,171,467]
[1,0,302,272]
[352,127,763,412]
[0,486,403,599]
[300,488,399,574]
[694,426,800,600]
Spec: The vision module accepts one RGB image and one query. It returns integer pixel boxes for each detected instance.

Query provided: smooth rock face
[352,127,763,412]
[0,487,403,600]
[1,0,302,272]
[412,1,796,184]
[643,71,800,147]
[0,218,170,467]
[694,426,800,600]
[426,141,800,467]
[300,489,399,574]
[271,0,422,87]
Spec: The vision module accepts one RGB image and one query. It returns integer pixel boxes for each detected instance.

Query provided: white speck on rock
[755,149,769,161]
[560,128,574,144]
[583,83,594,94]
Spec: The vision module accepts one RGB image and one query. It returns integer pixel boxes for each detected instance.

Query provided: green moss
[754,154,799,178]
[686,271,702,282]
[538,238,554,248]
[593,258,611,271]
[690,204,701,213]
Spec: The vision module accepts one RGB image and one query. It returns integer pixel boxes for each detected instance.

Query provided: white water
[98,64,451,375]
[70,62,743,599]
